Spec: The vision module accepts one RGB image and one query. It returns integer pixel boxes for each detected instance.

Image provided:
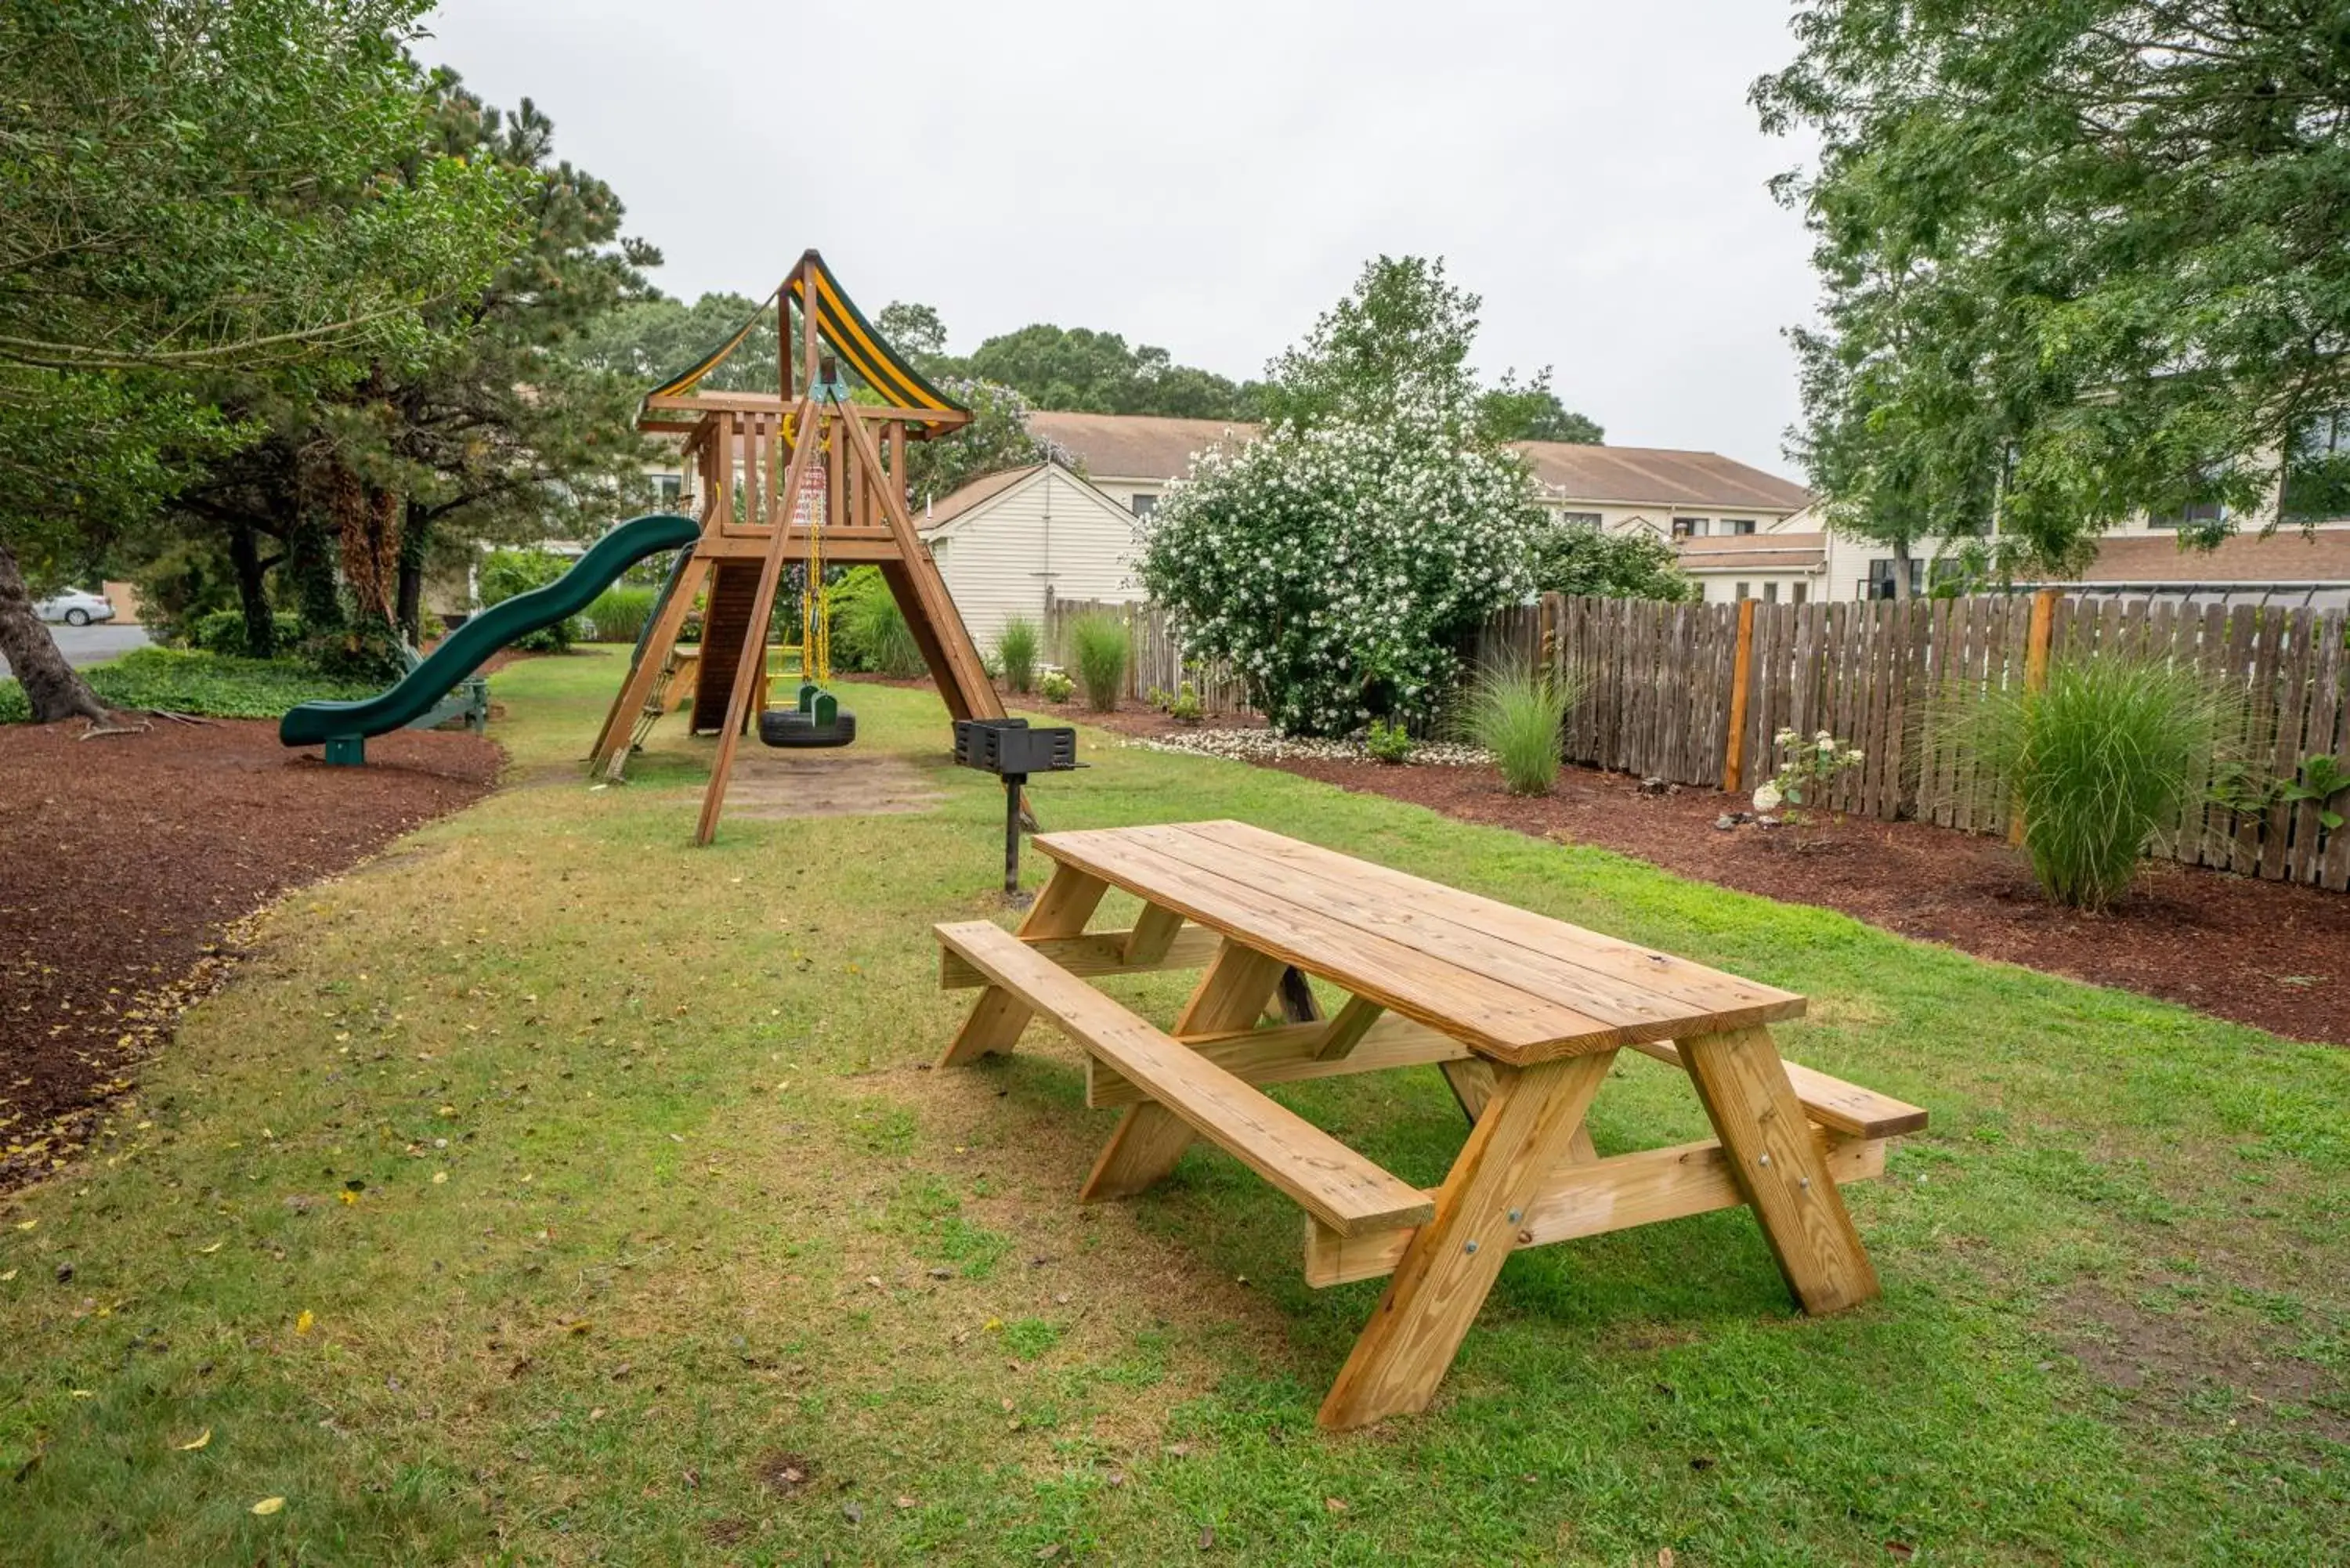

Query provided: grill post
[1002,771,1028,896]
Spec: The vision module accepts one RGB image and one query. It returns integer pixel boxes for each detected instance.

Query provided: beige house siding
[922,464,1144,649]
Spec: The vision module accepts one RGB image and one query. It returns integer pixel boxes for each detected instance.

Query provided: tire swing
[760,456,855,750]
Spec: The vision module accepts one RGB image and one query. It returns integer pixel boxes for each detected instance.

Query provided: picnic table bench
[932,819,1925,1429]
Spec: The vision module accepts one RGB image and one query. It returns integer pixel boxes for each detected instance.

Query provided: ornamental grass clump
[1461,658,1577,795]
[1068,612,1129,712]
[1964,656,2222,911]
[995,615,1039,693]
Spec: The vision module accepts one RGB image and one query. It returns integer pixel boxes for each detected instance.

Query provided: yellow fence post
[1720,598,1759,794]
[2008,587,2063,846]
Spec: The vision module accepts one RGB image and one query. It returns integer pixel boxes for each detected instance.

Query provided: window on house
[1865,559,1925,599]
[1723,518,1756,535]
[2284,408,2350,522]
[1555,510,1603,529]
[2147,498,2224,529]
[1762,581,1779,603]
[1672,516,1709,539]
[1734,581,1752,602]
[1791,582,1808,605]
[1130,493,1158,518]
[650,472,682,508]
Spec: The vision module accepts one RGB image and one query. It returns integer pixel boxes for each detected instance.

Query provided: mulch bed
[0,718,501,1190]
[1054,695,2350,1050]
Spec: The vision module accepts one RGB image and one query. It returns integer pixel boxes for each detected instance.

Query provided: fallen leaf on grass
[14,1219,34,1231]
[251,1497,284,1516]
[563,1320,592,1335]
[1324,1498,1347,1513]
[0,1269,16,1283]
[894,1495,916,1509]
[196,1241,222,1255]
[432,1172,448,1184]
[176,1429,212,1451]
[295,1310,314,1335]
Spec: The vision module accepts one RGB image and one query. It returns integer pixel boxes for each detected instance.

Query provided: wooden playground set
[585,250,1009,843]
[287,247,1926,1429]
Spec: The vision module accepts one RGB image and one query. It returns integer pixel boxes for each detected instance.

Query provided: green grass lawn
[2,648,2344,1565]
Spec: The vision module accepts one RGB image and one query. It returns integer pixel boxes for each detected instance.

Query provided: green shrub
[1460,658,1576,795]
[995,616,1040,693]
[584,587,657,644]
[1039,669,1074,703]
[479,548,580,652]
[1961,656,2222,910]
[191,607,306,657]
[1,648,377,724]
[1167,680,1204,724]
[1365,717,1415,764]
[832,567,926,677]
[1067,612,1129,712]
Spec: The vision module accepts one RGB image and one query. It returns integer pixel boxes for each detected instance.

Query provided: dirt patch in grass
[725,750,945,818]
[2052,1280,2348,1444]
[0,717,500,1190]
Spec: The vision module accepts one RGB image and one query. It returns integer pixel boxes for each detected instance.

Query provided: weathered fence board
[1047,589,2347,891]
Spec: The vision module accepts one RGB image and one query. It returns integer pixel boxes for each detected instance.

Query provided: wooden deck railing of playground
[1047,592,2350,891]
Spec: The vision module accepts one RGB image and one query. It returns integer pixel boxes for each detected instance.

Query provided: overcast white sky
[418,2,1821,477]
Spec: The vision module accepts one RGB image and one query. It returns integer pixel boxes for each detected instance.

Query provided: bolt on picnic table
[930,820,1928,1429]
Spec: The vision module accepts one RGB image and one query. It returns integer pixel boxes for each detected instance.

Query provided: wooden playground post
[694,396,819,846]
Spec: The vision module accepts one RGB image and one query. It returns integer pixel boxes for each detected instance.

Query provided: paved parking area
[0,623,150,675]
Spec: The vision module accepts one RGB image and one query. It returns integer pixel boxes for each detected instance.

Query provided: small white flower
[1752,782,1784,813]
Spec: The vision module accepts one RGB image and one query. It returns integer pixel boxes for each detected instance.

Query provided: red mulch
[1062,698,2350,1049]
[0,719,501,1190]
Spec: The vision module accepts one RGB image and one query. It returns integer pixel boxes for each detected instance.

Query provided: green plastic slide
[280,511,701,764]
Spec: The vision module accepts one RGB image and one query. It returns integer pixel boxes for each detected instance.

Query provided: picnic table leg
[1081,939,1287,1201]
[935,867,1106,1068]
[1318,1050,1618,1431]
[1677,1025,1880,1314]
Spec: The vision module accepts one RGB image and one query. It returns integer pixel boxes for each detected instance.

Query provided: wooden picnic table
[932,819,1925,1429]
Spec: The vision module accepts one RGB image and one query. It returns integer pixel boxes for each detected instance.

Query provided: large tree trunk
[227,522,276,659]
[395,499,429,646]
[287,511,342,633]
[0,540,110,722]
[1890,538,1914,602]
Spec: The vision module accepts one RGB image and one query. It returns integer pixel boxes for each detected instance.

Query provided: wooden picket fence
[1044,596,1256,718]
[1478,591,2350,891]
[1046,590,2350,891]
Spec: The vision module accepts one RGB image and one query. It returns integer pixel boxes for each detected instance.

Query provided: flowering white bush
[1135,398,1542,735]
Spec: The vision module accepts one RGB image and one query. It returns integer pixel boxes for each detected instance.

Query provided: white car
[34,588,116,627]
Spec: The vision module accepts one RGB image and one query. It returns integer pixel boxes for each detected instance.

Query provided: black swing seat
[759,707,856,748]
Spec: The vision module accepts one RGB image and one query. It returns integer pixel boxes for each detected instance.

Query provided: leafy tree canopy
[1528,521,1695,602]
[1138,257,1549,735]
[936,321,1256,420]
[567,293,779,394]
[0,0,526,717]
[1254,256,1602,448]
[1758,1,2350,575]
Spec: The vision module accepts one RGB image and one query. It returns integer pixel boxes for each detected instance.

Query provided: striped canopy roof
[643,251,969,435]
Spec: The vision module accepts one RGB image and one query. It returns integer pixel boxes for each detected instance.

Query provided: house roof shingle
[918,464,1039,530]
[1675,533,1828,572]
[1027,411,1256,482]
[1021,411,1815,515]
[2075,529,2350,583]
[1515,443,1814,512]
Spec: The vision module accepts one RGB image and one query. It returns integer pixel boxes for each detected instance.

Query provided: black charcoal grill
[954,717,1081,895]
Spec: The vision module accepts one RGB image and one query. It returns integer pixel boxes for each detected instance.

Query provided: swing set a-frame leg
[694,396,819,846]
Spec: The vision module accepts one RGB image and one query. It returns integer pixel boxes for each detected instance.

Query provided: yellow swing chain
[797,411,832,687]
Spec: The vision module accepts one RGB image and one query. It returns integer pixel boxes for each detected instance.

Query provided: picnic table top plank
[1034,821,1804,1062]
[1162,821,1802,1031]
[1032,827,1611,1059]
